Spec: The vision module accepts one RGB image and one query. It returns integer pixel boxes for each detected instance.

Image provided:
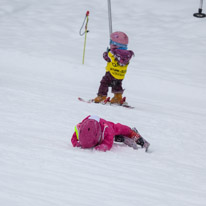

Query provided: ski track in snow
[0,0,206,206]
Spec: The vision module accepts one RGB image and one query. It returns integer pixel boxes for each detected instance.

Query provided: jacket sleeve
[71,132,81,147]
[103,51,111,62]
[95,126,114,152]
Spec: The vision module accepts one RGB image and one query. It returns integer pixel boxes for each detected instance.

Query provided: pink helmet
[79,119,102,148]
[110,31,128,50]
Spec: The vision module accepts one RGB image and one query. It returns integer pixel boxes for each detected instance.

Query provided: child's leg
[110,79,124,104]
[94,72,112,103]
[97,75,109,96]
[131,128,150,151]
[97,72,116,95]
[111,79,123,94]
[113,122,150,151]
[113,123,132,137]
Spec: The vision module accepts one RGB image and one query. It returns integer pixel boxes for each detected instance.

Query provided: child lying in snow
[71,115,150,152]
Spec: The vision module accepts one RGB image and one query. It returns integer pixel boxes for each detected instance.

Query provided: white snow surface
[0,0,206,205]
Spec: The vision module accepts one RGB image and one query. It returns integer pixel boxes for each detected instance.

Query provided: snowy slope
[0,0,206,205]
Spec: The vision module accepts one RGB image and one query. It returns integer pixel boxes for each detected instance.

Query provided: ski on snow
[78,97,134,109]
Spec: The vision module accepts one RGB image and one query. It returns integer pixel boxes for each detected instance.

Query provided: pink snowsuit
[71,115,132,151]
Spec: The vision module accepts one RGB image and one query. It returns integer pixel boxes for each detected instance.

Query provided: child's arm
[95,137,113,151]
[103,50,111,62]
[71,132,81,147]
[94,126,114,152]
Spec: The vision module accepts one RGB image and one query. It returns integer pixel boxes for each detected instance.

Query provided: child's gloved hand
[73,141,81,147]
[95,144,109,152]
[103,51,111,62]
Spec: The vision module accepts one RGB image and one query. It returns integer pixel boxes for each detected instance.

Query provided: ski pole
[79,11,90,64]
[193,0,206,18]
[107,0,113,37]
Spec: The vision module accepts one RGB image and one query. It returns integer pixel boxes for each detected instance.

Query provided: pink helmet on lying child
[79,118,102,148]
[110,31,129,50]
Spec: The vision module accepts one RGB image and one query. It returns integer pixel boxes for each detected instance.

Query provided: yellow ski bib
[105,51,128,80]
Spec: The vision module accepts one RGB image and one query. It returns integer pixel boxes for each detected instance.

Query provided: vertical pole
[198,0,204,15]
[194,0,206,17]
[200,0,204,9]
[82,29,88,64]
[82,11,89,64]
[107,0,113,37]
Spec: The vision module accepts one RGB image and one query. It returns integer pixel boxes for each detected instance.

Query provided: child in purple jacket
[71,115,150,152]
[94,31,134,104]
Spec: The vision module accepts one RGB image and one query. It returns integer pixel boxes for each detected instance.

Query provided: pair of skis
[78,97,134,109]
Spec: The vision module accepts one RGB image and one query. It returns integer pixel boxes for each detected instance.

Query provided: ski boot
[94,95,107,103]
[131,127,150,152]
[110,93,122,104]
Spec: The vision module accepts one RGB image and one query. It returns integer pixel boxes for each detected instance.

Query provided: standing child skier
[71,115,150,152]
[94,31,134,104]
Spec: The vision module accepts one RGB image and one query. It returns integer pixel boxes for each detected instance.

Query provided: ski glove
[95,144,109,152]
[103,51,111,62]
